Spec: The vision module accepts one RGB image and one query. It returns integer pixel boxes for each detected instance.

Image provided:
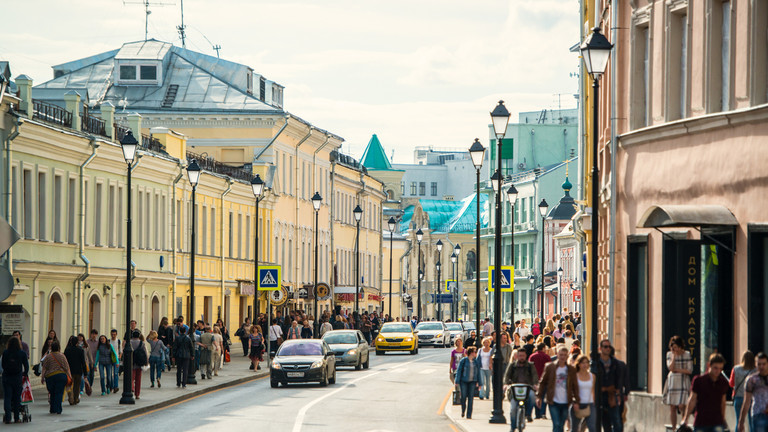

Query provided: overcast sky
[1,0,580,164]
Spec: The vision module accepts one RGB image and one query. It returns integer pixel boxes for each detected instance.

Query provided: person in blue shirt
[455,346,484,419]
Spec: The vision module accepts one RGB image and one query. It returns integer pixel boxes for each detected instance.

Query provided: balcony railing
[114,123,131,142]
[141,134,166,154]
[32,99,72,128]
[81,106,107,137]
[187,151,252,182]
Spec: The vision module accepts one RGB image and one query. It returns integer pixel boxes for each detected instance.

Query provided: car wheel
[355,356,362,370]
[363,354,370,369]
[320,370,329,387]
[376,349,382,356]
[329,369,336,384]
[270,380,279,388]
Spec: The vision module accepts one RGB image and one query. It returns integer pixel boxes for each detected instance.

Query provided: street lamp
[538,198,549,323]
[312,192,322,338]
[118,131,138,405]
[453,243,461,321]
[529,275,536,321]
[557,267,564,316]
[251,174,264,328]
[450,251,457,322]
[468,138,485,347]
[462,292,469,321]
[489,100,510,424]
[186,158,201,385]
[416,228,423,321]
[388,217,396,320]
[353,204,363,314]
[436,240,443,321]
[580,31,612,424]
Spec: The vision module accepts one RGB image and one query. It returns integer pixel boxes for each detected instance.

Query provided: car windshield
[463,323,476,330]
[416,323,443,331]
[446,323,463,331]
[277,342,322,356]
[380,324,412,333]
[322,333,358,344]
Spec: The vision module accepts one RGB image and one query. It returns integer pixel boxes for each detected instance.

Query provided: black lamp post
[353,204,363,314]
[529,275,536,320]
[557,266,563,315]
[453,243,461,321]
[450,251,457,321]
[185,159,201,385]
[468,138,485,347]
[436,240,443,321]
[462,292,468,321]
[489,100,510,424]
[119,131,138,405]
[251,174,264,325]
[388,217,396,319]
[538,199,549,323]
[312,192,322,337]
[580,25,612,432]
[506,184,518,325]
[416,228,423,321]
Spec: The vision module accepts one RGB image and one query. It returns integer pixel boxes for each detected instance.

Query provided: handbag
[224,350,231,363]
[603,385,618,407]
[84,379,92,396]
[51,353,73,387]
[452,385,461,405]
[21,376,34,404]
[574,403,591,419]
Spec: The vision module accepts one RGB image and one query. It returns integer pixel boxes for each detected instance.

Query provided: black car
[270,339,337,388]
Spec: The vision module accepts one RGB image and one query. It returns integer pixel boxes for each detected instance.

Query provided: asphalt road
[99,347,457,432]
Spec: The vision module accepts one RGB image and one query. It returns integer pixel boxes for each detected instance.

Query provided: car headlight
[272,362,281,370]
[377,336,385,341]
[405,337,413,342]
[346,349,357,356]
[436,333,443,338]
[310,360,323,369]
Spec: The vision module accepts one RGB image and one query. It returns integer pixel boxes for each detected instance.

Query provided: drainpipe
[608,0,619,341]
[294,126,313,293]
[170,162,184,318]
[254,115,290,160]
[76,138,99,335]
[220,179,233,323]
[3,111,21,275]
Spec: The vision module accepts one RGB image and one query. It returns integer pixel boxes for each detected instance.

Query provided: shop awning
[637,205,738,228]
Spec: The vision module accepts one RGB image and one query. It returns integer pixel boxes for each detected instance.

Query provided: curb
[443,389,471,432]
[62,370,269,432]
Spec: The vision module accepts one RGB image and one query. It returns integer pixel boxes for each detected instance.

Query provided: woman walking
[130,330,149,399]
[158,317,173,371]
[212,326,224,376]
[173,326,194,388]
[148,331,165,388]
[77,333,92,396]
[454,346,483,419]
[2,337,29,423]
[662,335,692,426]
[493,333,514,376]
[729,350,756,432]
[571,355,597,431]
[41,330,58,359]
[41,340,71,414]
[63,336,87,405]
[449,338,465,383]
[478,337,493,400]
[94,335,115,395]
[286,321,301,340]
[248,325,265,371]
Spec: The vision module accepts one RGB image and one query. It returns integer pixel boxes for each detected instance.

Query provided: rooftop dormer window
[116,61,161,86]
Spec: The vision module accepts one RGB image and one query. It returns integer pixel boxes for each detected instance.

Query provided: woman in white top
[478,337,493,400]
[571,354,596,432]
[268,319,283,357]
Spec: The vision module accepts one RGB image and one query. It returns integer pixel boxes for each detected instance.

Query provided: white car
[415,322,450,348]
[445,322,466,345]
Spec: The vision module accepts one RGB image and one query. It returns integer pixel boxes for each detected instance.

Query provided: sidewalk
[445,390,552,432]
[23,347,267,431]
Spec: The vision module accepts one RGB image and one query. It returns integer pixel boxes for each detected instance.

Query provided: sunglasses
[601,345,611,349]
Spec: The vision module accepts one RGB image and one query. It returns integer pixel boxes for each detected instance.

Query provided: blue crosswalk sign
[258,266,281,291]
[488,266,514,292]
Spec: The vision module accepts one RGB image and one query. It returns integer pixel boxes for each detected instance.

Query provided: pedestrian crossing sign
[258,266,281,291]
[488,266,514,292]
[445,280,457,293]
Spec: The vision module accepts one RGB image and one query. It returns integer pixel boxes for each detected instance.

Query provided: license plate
[286,372,304,378]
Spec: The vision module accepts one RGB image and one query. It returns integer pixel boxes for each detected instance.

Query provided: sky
[1,0,581,164]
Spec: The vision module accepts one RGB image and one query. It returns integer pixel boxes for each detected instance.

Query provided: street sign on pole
[257,266,281,291]
[487,266,514,292]
[445,280,456,293]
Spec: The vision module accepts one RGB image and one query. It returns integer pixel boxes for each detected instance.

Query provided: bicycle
[509,383,534,432]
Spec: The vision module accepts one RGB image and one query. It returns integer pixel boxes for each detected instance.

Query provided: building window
[410,182,417,195]
[210,208,216,255]
[119,65,136,80]
[237,214,243,259]
[521,243,528,269]
[202,206,208,255]
[140,65,157,80]
[720,1,731,111]
[67,178,76,244]
[401,182,405,195]
[430,182,437,196]
[748,228,768,352]
[521,197,527,223]
[94,183,102,246]
[228,212,234,258]
[631,20,651,128]
[707,0,731,112]
[667,8,688,120]
[627,238,649,390]
[53,175,63,242]
[419,182,426,196]
[108,185,115,247]
[245,215,251,260]
[22,169,32,238]
[38,172,47,241]
[751,1,768,105]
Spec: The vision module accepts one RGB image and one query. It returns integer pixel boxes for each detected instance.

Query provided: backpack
[133,344,148,367]
[3,352,22,375]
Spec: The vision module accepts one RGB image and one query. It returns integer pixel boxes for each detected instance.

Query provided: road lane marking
[291,352,444,432]
[419,368,435,374]
[438,387,452,415]
[448,424,460,432]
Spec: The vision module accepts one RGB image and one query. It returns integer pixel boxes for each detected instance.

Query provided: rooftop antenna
[212,44,222,57]
[177,0,186,48]
[124,0,174,41]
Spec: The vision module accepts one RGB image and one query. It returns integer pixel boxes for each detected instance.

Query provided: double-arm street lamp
[489,100,510,424]
[452,243,461,321]
[119,131,138,405]
[416,229,423,320]
[251,174,264,326]
[312,192,322,337]
[388,217,396,319]
[436,240,443,321]
[538,199,549,323]
[186,159,201,385]
[580,24,613,432]
[353,205,363,314]
[468,138,485,347]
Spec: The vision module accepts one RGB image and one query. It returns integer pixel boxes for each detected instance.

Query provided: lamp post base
[489,410,507,424]
[119,390,135,405]
[187,366,198,385]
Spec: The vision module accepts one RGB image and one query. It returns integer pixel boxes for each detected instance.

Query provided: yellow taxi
[375,322,418,355]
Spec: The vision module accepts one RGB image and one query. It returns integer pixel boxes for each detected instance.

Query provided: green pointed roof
[361,134,393,171]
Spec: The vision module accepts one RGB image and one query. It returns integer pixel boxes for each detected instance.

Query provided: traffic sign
[258,266,281,291]
[488,265,514,292]
[445,280,457,293]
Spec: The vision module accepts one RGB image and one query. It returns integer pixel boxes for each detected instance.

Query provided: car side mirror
[413,330,419,334]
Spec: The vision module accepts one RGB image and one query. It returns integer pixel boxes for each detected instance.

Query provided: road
[99,347,457,432]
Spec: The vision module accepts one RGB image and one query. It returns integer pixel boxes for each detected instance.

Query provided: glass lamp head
[538,199,549,218]
[186,159,201,186]
[251,174,264,198]
[120,130,139,164]
[580,26,613,78]
[388,217,397,232]
[468,138,486,169]
[490,100,511,139]
[353,205,363,222]
[311,192,322,211]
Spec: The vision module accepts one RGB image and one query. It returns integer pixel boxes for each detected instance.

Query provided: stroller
[20,376,33,422]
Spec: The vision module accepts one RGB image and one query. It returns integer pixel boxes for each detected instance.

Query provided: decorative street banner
[258,266,281,291]
[488,265,514,292]
[677,240,701,375]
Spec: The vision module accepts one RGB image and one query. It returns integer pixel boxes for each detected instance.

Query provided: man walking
[738,352,768,432]
[536,345,578,432]
[199,326,215,380]
[482,317,493,338]
[504,349,538,429]
[109,329,121,393]
[529,343,551,419]
[681,353,730,431]
[593,339,626,431]
[87,330,99,387]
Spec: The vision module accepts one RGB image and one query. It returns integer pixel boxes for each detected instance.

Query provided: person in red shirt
[681,352,730,431]
[529,342,552,419]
